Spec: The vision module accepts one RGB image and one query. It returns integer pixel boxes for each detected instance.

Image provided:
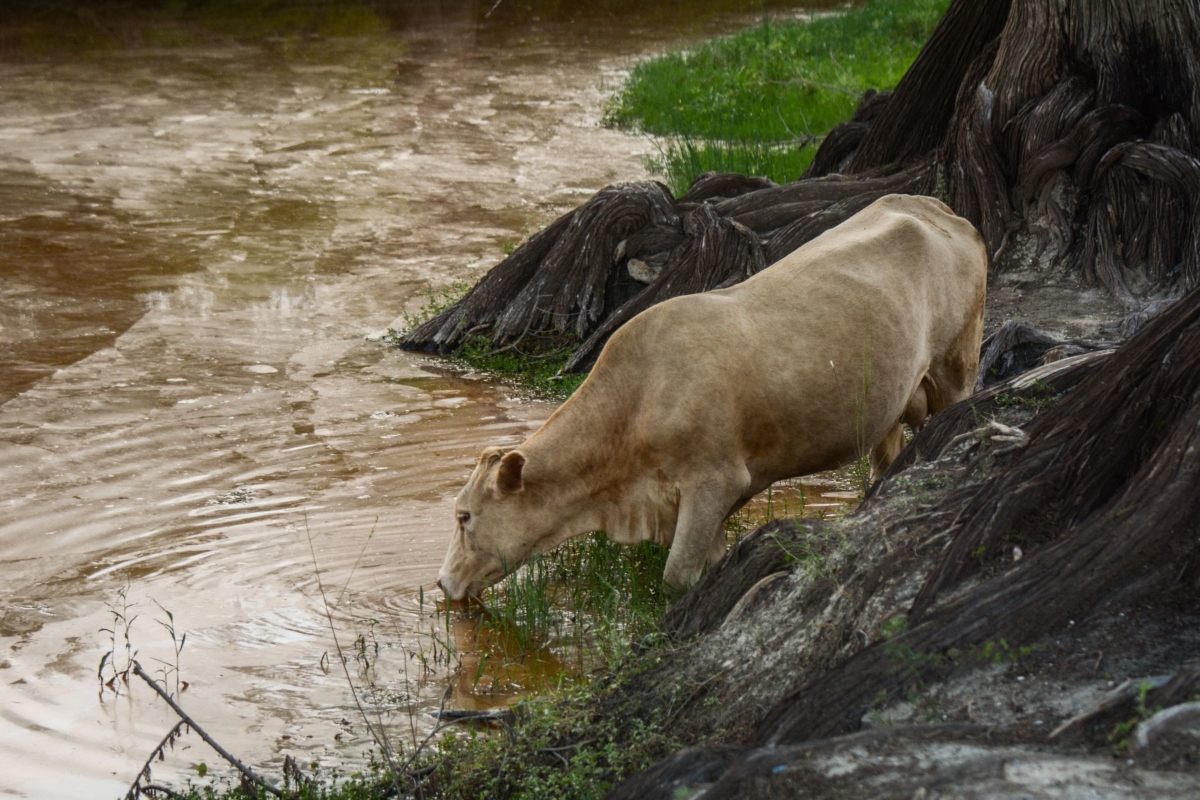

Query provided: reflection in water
[0,1,828,796]
[733,475,861,531]
[447,613,577,711]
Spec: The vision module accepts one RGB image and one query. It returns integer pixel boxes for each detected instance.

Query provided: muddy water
[0,4,829,796]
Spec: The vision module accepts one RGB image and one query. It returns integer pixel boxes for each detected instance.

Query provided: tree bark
[404,0,1200,360]
[756,279,1200,743]
[396,4,1200,792]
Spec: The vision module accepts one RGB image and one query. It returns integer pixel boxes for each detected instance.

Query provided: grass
[477,534,671,667]
[646,132,822,197]
[604,0,951,193]
[455,336,587,401]
[389,281,587,402]
[165,625,679,800]
[173,774,391,799]
[424,680,679,800]
[155,6,937,791]
[377,284,680,796]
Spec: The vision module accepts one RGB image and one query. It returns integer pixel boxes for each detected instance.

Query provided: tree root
[757,282,1200,745]
[402,0,1200,366]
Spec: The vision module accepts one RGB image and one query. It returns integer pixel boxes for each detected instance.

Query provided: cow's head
[438,446,545,601]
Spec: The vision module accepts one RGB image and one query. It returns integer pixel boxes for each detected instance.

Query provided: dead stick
[131,661,283,797]
[125,719,187,800]
[137,785,187,800]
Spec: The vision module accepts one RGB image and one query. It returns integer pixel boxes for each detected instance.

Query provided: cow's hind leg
[663,474,748,591]
[870,378,932,482]
[903,378,931,432]
[870,422,906,481]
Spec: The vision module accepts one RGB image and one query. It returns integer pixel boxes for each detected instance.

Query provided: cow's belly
[736,357,922,485]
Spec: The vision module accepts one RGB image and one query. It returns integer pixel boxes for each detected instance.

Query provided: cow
[438,194,987,600]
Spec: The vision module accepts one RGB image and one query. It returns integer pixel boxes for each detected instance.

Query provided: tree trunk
[602,279,1200,799]
[940,0,1200,306]
[403,0,1200,363]
[397,3,1200,793]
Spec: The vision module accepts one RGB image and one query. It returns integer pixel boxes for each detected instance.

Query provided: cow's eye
[456,511,471,525]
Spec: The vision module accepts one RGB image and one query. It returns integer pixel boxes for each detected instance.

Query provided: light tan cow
[438,194,986,599]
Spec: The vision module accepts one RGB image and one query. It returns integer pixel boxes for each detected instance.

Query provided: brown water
[0,3,831,796]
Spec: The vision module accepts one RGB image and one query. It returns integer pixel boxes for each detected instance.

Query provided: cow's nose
[436,578,446,593]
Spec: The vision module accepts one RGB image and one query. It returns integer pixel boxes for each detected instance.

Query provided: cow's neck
[520,392,633,539]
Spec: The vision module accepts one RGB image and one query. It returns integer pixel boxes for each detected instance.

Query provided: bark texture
[403,0,1200,362]
[756,278,1200,745]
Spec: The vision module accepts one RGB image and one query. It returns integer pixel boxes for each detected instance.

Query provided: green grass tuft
[471,532,670,682]
[175,774,390,800]
[427,678,678,800]
[456,335,587,402]
[605,0,951,192]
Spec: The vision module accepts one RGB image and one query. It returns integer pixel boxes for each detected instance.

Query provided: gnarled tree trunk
[404,0,1200,366]
[604,277,1200,800]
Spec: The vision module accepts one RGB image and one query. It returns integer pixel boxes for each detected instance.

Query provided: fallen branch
[130,661,283,798]
[125,720,188,800]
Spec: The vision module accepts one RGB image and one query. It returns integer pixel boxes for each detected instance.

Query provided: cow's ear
[496,450,526,493]
[479,446,505,468]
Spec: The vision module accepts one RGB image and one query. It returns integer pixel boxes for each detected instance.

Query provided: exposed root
[403,0,1200,364]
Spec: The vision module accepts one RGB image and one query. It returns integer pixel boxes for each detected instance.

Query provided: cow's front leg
[663,473,747,591]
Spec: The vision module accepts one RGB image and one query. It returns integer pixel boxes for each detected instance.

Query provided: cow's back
[594,194,986,484]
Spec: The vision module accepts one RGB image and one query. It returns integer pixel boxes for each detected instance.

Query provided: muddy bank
[577,309,1200,797]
